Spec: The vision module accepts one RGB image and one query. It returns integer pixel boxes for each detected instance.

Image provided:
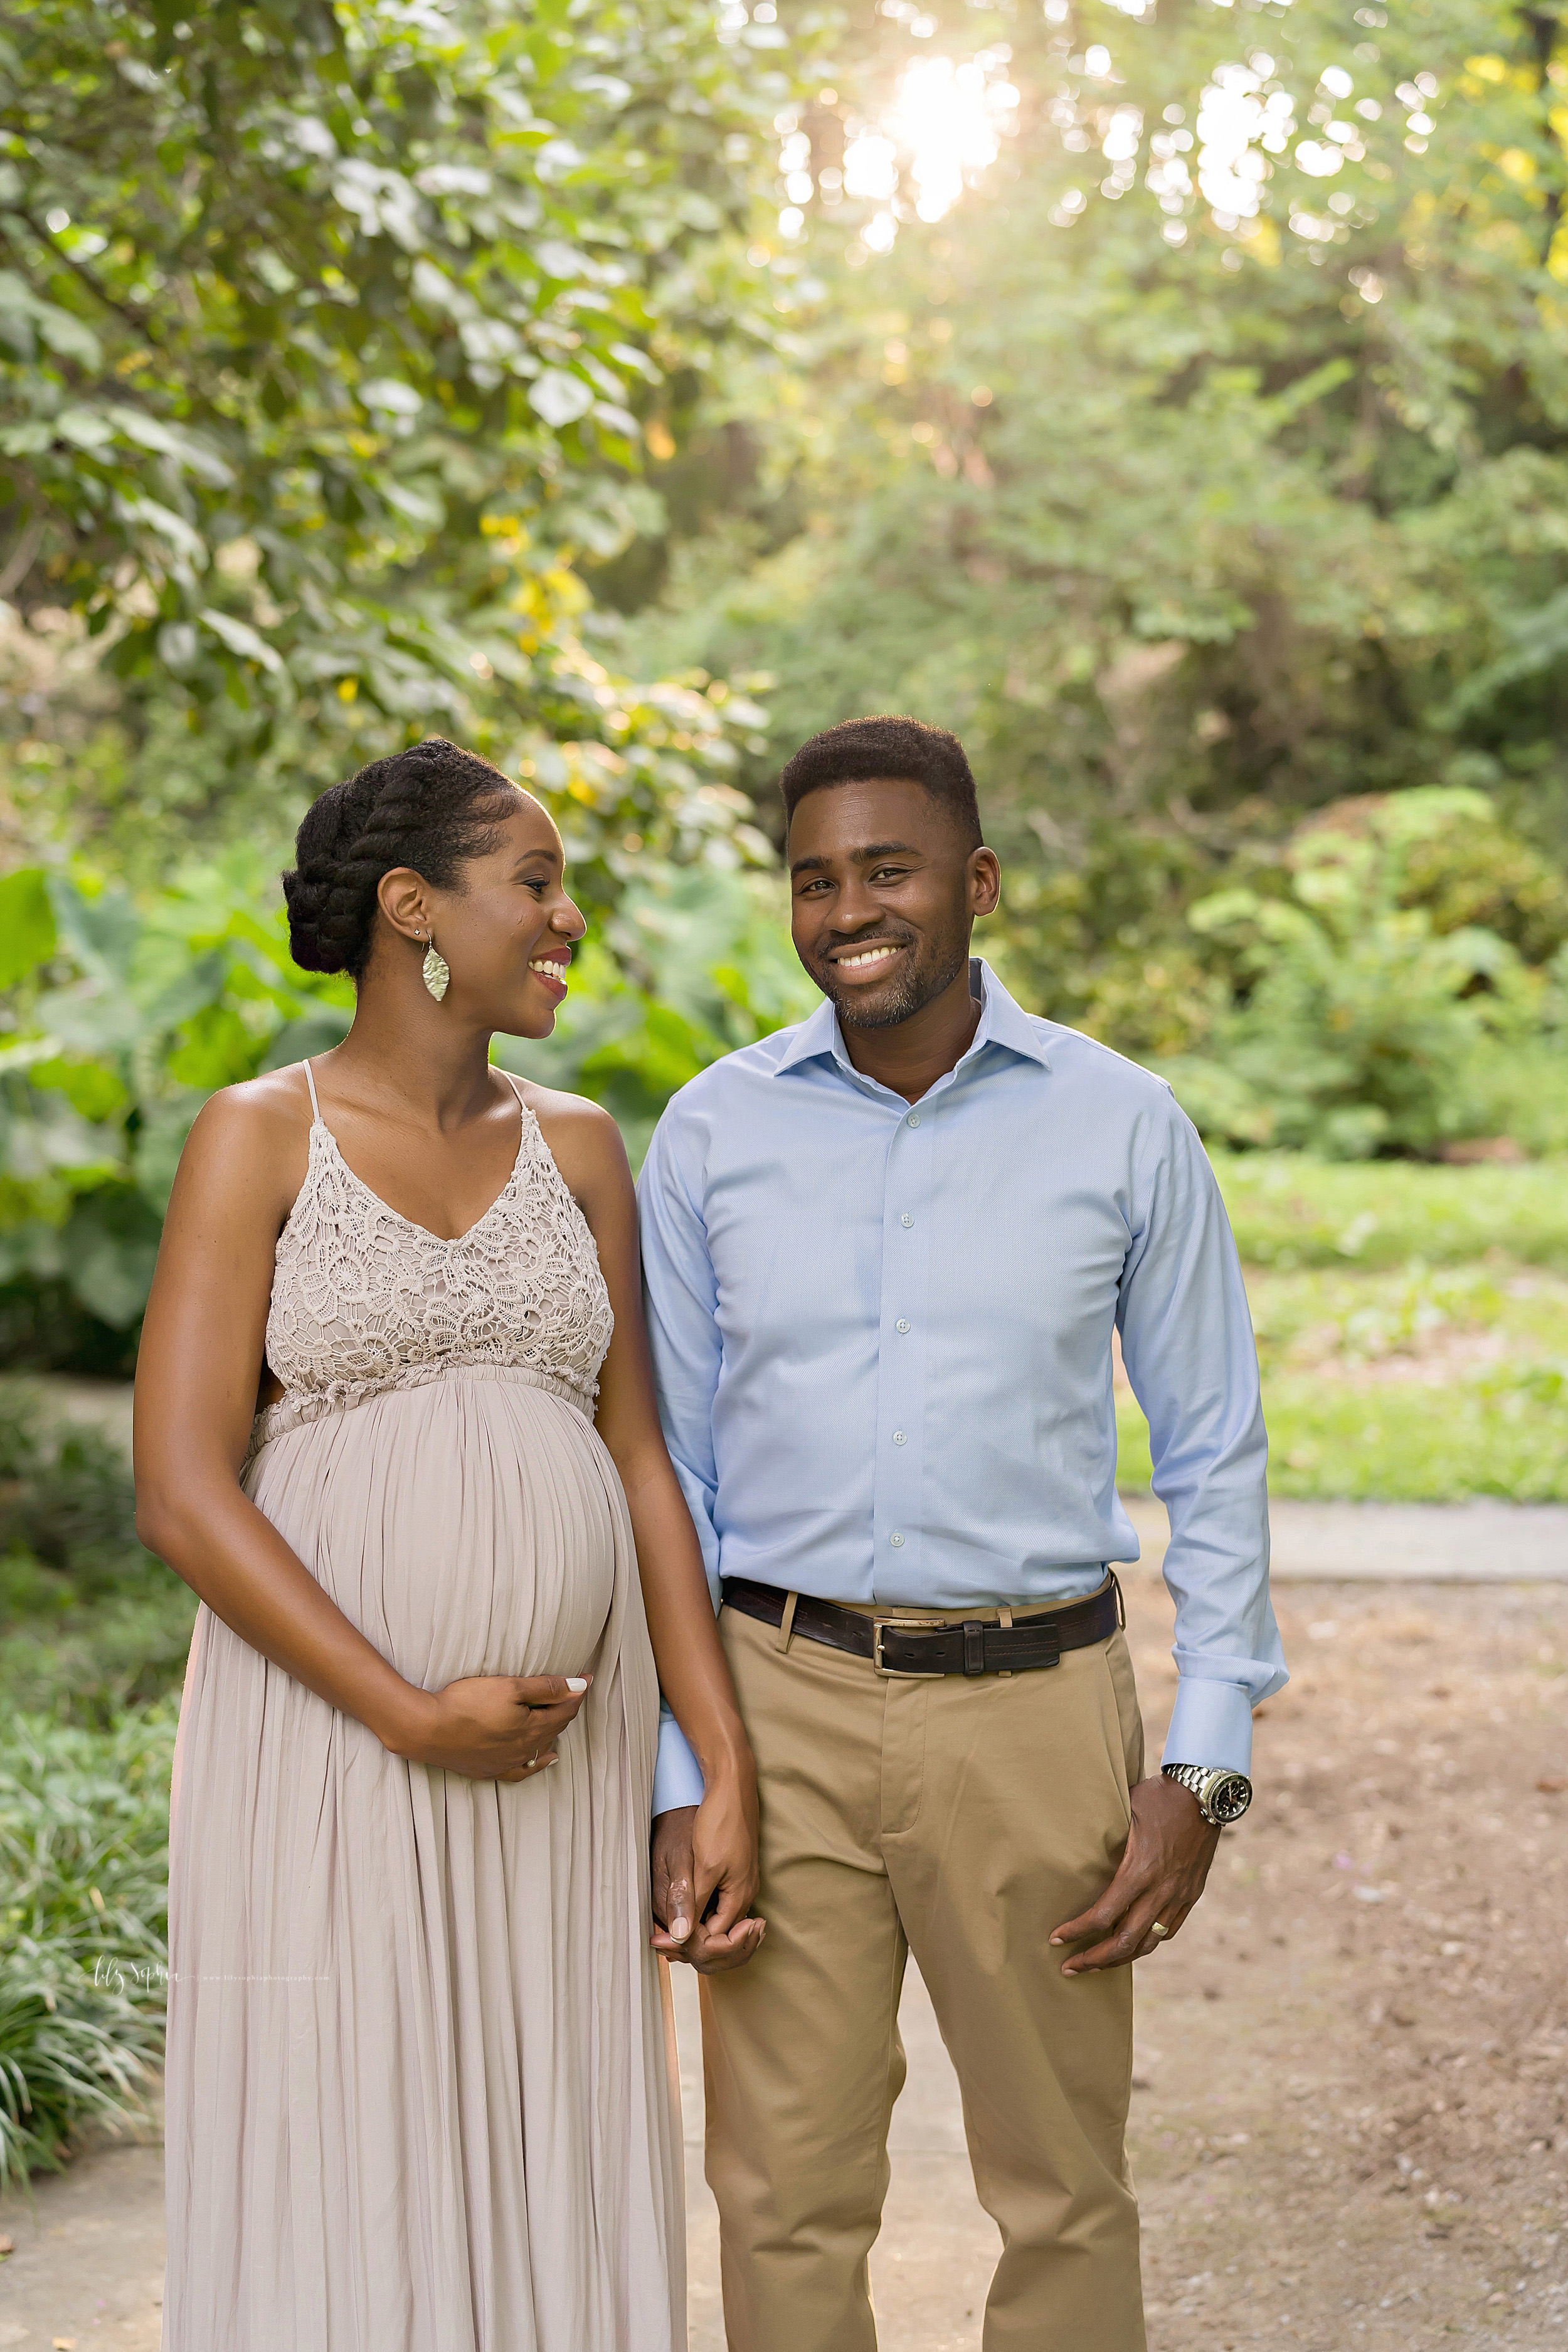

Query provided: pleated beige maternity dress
[162,1064,684,2352]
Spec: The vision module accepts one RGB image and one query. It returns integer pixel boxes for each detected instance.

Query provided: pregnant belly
[243,1370,620,1688]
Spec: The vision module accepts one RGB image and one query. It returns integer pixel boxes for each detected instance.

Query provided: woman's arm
[541,1093,764,1970]
[133,1082,589,1781]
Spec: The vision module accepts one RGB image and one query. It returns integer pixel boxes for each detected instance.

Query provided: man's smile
[826,940,908,977]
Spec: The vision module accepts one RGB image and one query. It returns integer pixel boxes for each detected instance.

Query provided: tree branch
[18,211,163,346]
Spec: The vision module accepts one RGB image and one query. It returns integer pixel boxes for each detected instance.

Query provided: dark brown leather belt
[719,1575,1121,1677]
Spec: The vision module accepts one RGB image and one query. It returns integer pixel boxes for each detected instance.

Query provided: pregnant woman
[134,736,762,2351]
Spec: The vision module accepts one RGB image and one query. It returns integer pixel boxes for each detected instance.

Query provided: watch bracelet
[1161,1760,1252,1823]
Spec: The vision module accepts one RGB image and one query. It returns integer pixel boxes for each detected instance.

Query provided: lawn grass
[1117,1370,1568,1502]
[1113,1156,1568,1501]
[1210,1151,1568,1271]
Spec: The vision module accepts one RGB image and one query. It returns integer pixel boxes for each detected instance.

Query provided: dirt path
[4,1565,1566,2349]
[1125,1565,1568,2349]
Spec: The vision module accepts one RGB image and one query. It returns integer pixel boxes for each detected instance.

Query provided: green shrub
[0,1385,140,1578]
[1158,792,1567,1159]
[0,1383,195,1724]
[0,849,812,1363]
[0,1707,174,2187]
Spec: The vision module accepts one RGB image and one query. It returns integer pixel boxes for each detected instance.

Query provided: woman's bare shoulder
[176,1066,315,1200]
[514,1081,628,1193]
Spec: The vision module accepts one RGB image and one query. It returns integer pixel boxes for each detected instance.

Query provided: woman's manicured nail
[566,1677,588,1692]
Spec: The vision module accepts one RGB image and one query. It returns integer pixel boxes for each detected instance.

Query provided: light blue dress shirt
[638,958,1286,1814]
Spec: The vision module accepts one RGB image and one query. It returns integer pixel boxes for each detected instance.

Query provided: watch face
[1209,1772,1253,1824]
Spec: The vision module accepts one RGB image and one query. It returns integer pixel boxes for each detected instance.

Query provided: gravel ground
[3,1560,1565,2351]
[1125,1565,1568,2351]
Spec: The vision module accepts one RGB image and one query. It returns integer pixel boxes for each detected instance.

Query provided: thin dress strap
[302,1059,323,1126]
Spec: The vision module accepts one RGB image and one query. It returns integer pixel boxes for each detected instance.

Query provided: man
[638,716,1285,2351]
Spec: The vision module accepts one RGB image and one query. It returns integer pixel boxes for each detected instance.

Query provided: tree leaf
[0,870,57,989]
[529,368,596,427]
[198,610,283,674]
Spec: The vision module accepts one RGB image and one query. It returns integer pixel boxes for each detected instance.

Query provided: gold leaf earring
[420,933,450,1002]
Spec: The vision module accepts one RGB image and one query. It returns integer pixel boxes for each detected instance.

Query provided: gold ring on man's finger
[1149,1921,1170,1939]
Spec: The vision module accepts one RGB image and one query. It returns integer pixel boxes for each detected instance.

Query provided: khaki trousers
[701,1594,1148,2352]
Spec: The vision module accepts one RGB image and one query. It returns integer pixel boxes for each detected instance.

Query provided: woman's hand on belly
[388,1672,592,1781]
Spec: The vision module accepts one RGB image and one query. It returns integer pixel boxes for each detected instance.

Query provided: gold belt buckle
[872,1614,952,1678]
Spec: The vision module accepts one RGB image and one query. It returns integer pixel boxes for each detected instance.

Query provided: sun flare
[793,50,1017,251]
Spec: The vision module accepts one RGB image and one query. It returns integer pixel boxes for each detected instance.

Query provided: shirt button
[895,1318,911,1335]
[889,1532,905,1547]
[907,1113,920,1127]
[893,1430,907,1446]
[900,1212,914,1229]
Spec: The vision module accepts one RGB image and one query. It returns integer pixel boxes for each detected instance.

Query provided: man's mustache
[815,930,916,960]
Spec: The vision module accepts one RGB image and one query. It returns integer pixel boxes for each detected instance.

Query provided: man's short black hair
[778,716,982,851]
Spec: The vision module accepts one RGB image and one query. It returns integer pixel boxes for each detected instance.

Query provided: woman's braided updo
[282,738,522,979]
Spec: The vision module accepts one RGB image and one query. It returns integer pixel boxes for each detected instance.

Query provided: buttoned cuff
[652,1713,706,1816]
[1162,1678,1256,1777]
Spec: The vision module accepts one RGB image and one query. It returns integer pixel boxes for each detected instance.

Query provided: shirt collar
[774,958,1051,1079]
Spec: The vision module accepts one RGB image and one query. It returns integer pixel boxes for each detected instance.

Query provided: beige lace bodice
[250,1065,614,1456]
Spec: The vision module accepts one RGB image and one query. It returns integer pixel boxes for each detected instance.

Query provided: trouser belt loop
[1110,1569,1126,1631]
[776,1590,800,1655]
[997,1604,1014,1678]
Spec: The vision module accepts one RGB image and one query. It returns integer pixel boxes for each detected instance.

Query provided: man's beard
[818,929,970,1032]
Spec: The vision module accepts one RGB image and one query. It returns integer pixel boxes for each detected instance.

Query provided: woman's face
[394,790,587,1039]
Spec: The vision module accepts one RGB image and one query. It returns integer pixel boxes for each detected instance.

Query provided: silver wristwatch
[1162,1761,1253,1826]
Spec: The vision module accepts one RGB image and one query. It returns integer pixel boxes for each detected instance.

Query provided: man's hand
[650,1799,766,1974]
[1049,1772,1221,1975]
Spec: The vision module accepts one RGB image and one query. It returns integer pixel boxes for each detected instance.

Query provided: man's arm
[1118,1094,1285,1769]
[638,1104,761,1973]
[637,1105,725,1814]
[1052,1091,1286,1976]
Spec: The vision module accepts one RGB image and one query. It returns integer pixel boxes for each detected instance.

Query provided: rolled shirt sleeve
[638,1109,721,1814]
[1118,1096,1287,1775]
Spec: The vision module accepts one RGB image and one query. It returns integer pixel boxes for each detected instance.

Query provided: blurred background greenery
[3,0,1568,2180]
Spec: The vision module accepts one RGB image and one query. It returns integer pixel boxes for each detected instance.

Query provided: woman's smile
[528,951,571,1002]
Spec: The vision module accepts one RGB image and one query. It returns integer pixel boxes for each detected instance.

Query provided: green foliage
[618,0,1568,1062]
[0,0,795,776]
[503,858,817,1162]
[1399,803,1568,966]
[0,1704,174,2186]
[0,866,54,986]
[0,1383,193,1722]
[1157,788,1568,1157]
[0,1381,137,1574]
[983,829,1220,1062]
[0,0,825,1352]
[0,819,812,1341]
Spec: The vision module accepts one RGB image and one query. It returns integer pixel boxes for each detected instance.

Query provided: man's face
[788,776,999,1030]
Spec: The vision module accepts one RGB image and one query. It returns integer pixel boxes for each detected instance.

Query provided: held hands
[649,1776,766,1975]
[1050,1772,1221,1976]
[393,1673,593,1781]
